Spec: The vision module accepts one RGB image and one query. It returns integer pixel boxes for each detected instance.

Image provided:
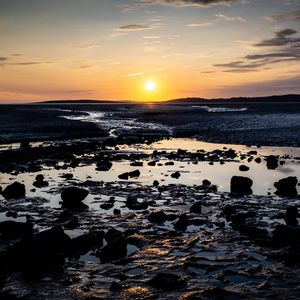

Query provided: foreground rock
[61,187,89,208]
[285,206,298,226]
[1,182,25,199]
[33,174,49,188]
[274,176,298,197]
[118,170,140,180]
[148,210,167,223]
[0,221,33,239]
[0,226,71,270]
[98,236,127,263]
[148,273,187,291]
[230,176,253,195]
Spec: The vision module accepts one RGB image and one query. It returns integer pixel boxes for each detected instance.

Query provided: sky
[0,0,300,102]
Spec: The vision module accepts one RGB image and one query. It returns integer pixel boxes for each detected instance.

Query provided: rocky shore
[0,135,299,299]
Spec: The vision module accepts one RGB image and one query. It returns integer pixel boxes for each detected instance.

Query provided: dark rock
[153,180,159,187]
[105,228,123,243]
[110,282,123,291]
[100,202,114,210]
[1,226,71,270]
[165,161,174,166]
[239,165,249,172]
[6,211,18,218]
[274,176,298,197]
[33,174,49,188]
[171,171,181,179]
[272,225,300,246]
[98,236,127,263]
[61,173,73,180]
[148,210,167,223]
[266,155,279,170]
[20,140,30,149]
[96,160,113,171]
[130,161,143,167]
[222,204,236,219]
[1,182,25,199]
[148,273,187,291]
[254,157,261,164]
[61,187,89,208]
[126,195,148,210]
[230,176,253,195]
[174,214,189,231]
[70,231,104,255]
[63,216,80,229]
[114,209,121,215]
[0,221,33,239]
[190,201,202,214]
[148,161,156,166]
[285,206,298,226]
[202,179,211,186]
[118,170,140,180]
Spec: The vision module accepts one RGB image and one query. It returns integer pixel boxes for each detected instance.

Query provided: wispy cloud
[139,0,239,8]
[214,28,300,72]
[188,22,213,27]
[215,13,246,22]
[266,10,300,22]
[125,72,144,77]
[117,23,161,32]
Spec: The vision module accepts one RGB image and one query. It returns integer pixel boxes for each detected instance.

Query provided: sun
[145,81,156,92]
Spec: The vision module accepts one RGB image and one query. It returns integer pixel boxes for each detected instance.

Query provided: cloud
[117,23,160,32]
[0,62,42,67]
[72,42,99,49]
[188,22,213,27]
[214,28,300,72]
[215,13,246,22]
[254,28,300,47]
[139,0,238,7]
[0,57,8,61]
[266,10,300,22]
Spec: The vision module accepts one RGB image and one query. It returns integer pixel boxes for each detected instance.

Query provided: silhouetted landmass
[38,94,300,104]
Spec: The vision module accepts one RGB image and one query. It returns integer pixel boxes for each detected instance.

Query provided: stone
[126,195,148,210]
[239,165,249,172]
[0,221,33,239]
[61,187,89,208]
[148,210,167,223]
[190,201,202,214]
[274,176,298,197]
[174,214,189,231]
[266,155,279,170]
[171,171,181,179]
[98,236,127,263]
[148,273,187,291]
[1,182,26,199]
[230,176,253,195]
[285,206,298,226]
[33,174,49,188]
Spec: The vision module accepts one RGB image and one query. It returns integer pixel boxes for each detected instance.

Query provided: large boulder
[0,221,33,239]
[1,182,25,199]
[148,210,167,223]
[230,176,253,195]
[98,236,127,263]
[274,177,298,197]
[61,187,89,208]
[0,226,71,270]
[266,155,279,170]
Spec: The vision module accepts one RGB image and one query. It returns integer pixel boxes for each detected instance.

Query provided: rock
[118,170,140,180]
[254,157,262,164]
[33,174,49,188]
[171,171,181,179]
[239,165,249,172]
[230,176,253,195]
[110,282,123,291]
[100,202,114,210]
[130,161,143,167]
[272,225,300,246]
[202,179,211,186]
[190,201,202,214]
[1,226,71,270]
[6,211,18,218]
[105,228,123,243]
[222,204,236,219]
[61,173,73,180]
[274,176,298,197]
[148,210,167,223]
[126,195,148,210]
[61,187,89,208]
[174,214,189,231]
[1,182,26,199]
[148,161,156,166]
[153,180,159,187]
[266,155,279,170]
[98,236,127,263]
[165,161,174,166]
[114,209,121,215]
[63,216,80,229]
[70,231,104,255]
[20,140,30,149]
[148,273,187,291]
[285,206,298,226]
[96,160,112,171]
[0,221,33,239]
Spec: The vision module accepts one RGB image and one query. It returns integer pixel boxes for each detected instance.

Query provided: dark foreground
[0,101,300,299]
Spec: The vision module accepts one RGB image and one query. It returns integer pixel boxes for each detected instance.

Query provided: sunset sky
[0,0,300,102]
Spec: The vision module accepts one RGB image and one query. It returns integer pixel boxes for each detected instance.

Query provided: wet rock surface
[0,137,299,299]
